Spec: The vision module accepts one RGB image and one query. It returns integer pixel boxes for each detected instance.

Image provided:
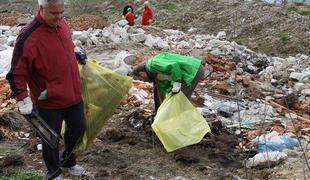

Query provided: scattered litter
[246,151,287,168]
[254,131,299,153]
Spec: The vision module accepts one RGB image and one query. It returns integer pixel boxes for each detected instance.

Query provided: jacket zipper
[55,27,77,101]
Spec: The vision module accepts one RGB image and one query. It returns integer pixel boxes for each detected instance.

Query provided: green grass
[299,10,310,16]
[157,2,177,11]
[287,6,310,16]
[287,6,298,12]
[0,171,43,180]
[277,33,290,42]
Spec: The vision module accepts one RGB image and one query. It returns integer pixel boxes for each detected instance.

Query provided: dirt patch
[68,104,245,179]
[68,14,109,31]
[1,154,24,168]
[0,12,26,26]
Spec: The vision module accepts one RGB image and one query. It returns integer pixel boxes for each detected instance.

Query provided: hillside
[1,0,309,56]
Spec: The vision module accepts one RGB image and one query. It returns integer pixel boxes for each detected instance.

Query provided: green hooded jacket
[146,52,201,101]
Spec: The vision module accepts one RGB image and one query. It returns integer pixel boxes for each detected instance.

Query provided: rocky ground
[0,0,310,180]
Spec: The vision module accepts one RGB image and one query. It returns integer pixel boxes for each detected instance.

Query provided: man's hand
[74,47,87,65]
[17,97,33,115]
[171,82,182,93]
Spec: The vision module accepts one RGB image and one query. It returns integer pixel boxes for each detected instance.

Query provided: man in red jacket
[125,8,135,26]
[142,1,153,26]
[6,0,86,179]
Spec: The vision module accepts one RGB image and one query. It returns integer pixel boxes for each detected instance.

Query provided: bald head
[144,1,149,7]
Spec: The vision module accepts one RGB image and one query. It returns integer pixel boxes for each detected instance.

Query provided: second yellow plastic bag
[151,92,211,152]
[73,60,132,155]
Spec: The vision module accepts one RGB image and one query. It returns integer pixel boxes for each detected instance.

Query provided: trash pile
[0,17,309,177]
[0,78,16,112]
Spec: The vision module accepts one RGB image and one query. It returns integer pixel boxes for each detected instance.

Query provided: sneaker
[68,164,86,176]
[52,174,63,180]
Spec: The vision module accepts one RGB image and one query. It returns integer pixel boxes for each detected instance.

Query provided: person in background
[122,0,134,18]
[6,0,87,179]
[125,8,135,26]
[132,52,205,112]
[142,1,153,26]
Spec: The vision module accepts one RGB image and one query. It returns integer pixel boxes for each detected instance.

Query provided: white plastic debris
[246,151,287,168]
[129,87,149,102]
[37,144,43,151]
[114,51,136,66]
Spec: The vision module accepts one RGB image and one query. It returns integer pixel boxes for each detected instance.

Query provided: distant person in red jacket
[125,8,135,26]
[142,1,153,26]
[6,0,86,179]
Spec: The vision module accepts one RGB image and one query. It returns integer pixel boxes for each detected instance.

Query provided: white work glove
[171,82,182,93]
[17,97,33,115]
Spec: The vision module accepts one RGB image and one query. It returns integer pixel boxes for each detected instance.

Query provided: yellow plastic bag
[73,60,132,155]
[151,92,211,152]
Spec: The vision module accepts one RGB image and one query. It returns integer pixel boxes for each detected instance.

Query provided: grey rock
[294,82,305,92]
[0,35,7,44]
[144,34,155,47]
[0,26,10,31]
[301,89,310,96]
[0,44,7,51]
[7,36,16,46]
[117,20,128,27]
[129,33,146,43]
[289,72,303,81]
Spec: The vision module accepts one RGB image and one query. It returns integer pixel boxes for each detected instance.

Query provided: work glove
[74,47,87,65]
[38,89,47,100]
[17,96,33,115]
[171,82,182,94]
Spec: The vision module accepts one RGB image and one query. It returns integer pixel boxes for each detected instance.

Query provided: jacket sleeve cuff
[16,92,28,101]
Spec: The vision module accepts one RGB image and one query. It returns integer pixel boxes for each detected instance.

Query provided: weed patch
[0,171,43,180]
[277,33,290,42]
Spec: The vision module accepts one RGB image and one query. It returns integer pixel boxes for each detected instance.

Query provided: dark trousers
[154,65,205,111]
[37,101,86,179]
[180,65,205,98]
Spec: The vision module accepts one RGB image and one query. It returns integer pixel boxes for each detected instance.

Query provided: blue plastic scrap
[255,134,299,153]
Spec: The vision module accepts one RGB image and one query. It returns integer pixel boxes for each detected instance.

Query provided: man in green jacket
[132,52,205,111]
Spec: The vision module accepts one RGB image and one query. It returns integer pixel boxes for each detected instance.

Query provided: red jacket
[6,14,81,109]
[125,12,135,26]
[142,6,153,25]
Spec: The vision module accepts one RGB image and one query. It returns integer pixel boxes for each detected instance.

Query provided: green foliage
[0,171,43,180]
[276,33,290,42]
